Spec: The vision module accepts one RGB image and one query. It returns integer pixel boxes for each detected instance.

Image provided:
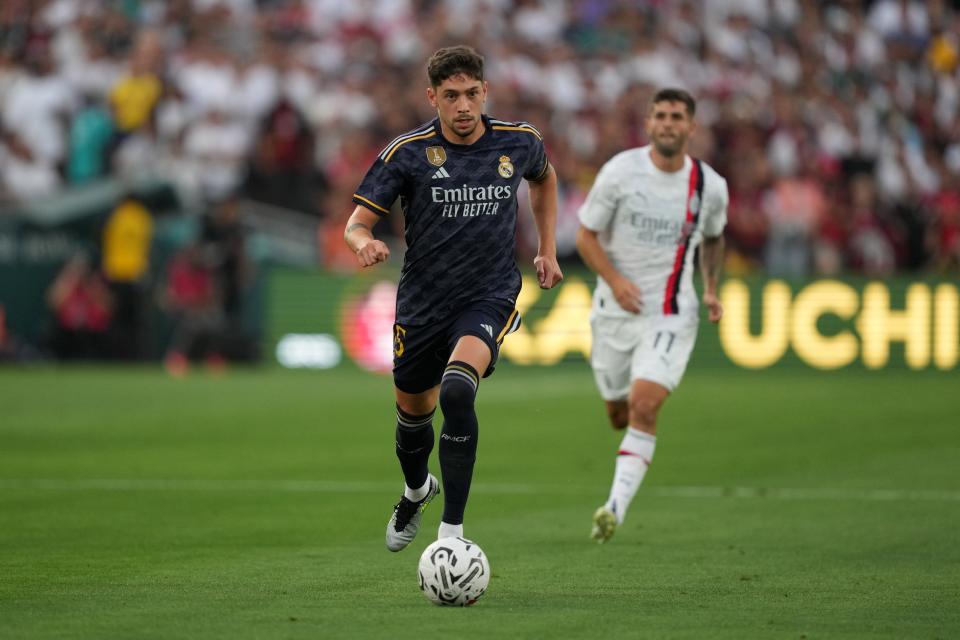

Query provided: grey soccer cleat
[590,506,617,543]
[386,474,439,552]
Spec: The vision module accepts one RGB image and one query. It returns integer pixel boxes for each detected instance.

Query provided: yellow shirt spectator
[928,33,958,73]
[110,74,162,132]
[103,200,153,282]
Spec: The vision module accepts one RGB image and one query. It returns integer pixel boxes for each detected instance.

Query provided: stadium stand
[1,0,958,361]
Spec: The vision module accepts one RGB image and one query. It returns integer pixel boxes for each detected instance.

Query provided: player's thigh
[448,301,518,378]
[630,315,699,393]
[393,321,449,397]
[449,335,492,377]
[589,315,641,401]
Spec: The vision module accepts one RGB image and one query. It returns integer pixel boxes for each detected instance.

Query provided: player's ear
[482,80,489,102]
[427,86,438,108]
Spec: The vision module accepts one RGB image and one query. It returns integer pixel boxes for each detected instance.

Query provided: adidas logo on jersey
[481,324,493,337]
[431,166,451,180]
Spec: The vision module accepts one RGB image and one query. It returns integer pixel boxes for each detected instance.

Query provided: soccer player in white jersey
[576,88,728,543]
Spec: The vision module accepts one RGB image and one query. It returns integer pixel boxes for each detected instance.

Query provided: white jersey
[578,146,728,319]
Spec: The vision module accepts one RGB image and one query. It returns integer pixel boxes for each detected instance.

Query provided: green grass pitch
[1,364,958,639]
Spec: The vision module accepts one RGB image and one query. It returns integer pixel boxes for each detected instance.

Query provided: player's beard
[652,132,685,158]
[449,115,478,140]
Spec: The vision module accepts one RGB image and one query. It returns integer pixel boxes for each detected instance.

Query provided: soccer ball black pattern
[417,537,490,606]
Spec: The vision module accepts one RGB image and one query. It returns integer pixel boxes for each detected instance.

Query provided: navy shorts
[392,301,521,394]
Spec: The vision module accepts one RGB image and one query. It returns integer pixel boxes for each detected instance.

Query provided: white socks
[404,481,465,539]
[438,521,463,539]
[604,427,656,524]
[404,477,430,502]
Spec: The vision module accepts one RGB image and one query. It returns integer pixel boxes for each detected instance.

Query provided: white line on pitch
[0,479,959,502]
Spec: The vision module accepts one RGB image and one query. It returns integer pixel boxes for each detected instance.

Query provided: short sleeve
[577,160,621,231]
[523,132,549,182]
[700,172,728,238]
[353,157,406,216]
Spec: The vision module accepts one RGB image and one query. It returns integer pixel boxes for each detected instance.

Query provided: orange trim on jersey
[383,131,437,162]
[530,160,551,182]
[491,125,542,140]
[496,309,520,342]
[353,195,390,214]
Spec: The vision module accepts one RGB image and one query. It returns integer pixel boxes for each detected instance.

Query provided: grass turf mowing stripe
[2,478,960,502]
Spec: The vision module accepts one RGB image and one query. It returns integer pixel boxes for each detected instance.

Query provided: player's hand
[534,254,563,289]
[356,240,390,267]
[611,276,642,314]
[703,291,723,323]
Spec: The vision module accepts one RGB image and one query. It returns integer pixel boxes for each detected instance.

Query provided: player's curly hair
[427,45,484,87]
[650,88,697,117]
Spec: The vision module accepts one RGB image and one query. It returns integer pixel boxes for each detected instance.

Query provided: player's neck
[648,147,685,173]
[439,117,487,146]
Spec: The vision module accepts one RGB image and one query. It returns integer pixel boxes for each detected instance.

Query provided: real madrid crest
[498,155,514,179]
[426,146,446,167]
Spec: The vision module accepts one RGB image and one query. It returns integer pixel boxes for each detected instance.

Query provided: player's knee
[629,396,661,431]
[438,375,478,460]
[439,378,476,417]
[396,397,435,418]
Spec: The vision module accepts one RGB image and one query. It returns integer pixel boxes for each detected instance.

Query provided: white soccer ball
[417,537,490,606]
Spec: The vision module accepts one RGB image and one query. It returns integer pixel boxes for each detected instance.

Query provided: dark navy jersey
[353,114,549,325]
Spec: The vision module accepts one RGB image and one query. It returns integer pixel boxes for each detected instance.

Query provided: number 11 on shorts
[653,331,676,353]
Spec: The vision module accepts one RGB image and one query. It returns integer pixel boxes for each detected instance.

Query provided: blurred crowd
[1,0,959,277]
[32,194,255,369]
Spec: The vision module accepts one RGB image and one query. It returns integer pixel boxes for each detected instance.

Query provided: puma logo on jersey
[431,167,451,179]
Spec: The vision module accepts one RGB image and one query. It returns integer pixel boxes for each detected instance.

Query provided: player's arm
[575,225,642,314]
[526,163,563,289]
[343,205,390,267]
[698,175,728,323]
[699,235,724,323]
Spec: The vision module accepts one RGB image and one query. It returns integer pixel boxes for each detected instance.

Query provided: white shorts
[589,313,699,400]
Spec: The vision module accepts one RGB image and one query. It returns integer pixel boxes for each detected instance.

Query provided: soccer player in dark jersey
[343,45,563,551]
